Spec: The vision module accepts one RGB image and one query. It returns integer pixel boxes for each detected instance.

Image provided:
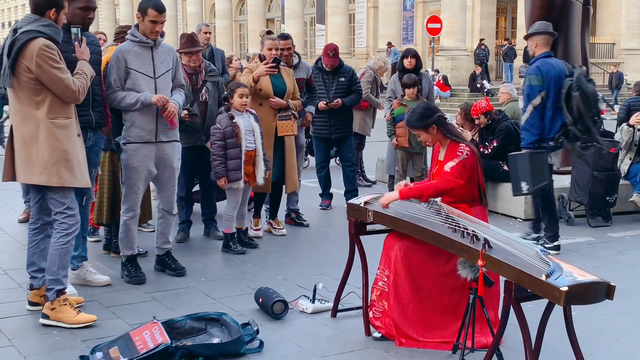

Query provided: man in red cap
[311,43,363,210]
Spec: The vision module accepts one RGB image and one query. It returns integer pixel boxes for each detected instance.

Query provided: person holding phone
[173,32,226,244]
[241,30,302,238]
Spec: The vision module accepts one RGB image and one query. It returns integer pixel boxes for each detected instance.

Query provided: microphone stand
[451,273,504,360]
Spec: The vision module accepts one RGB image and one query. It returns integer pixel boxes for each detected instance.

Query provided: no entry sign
[425,15,443,37]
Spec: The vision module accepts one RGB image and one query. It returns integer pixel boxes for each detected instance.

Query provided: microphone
[457,258,495,288]
[254,287,289,320]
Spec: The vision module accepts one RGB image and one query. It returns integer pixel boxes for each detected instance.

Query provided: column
[216,0,233,53]
[162,0,179,47]
[101,0,116,41]
[247,0,266,53]
[119,0,134,26]
[514,0,526,71]
[326,0,350,54]
[439,0,467,50]
[186,0,202,32]
[377,0,401,49]
[595,0,619,40]
[284,0,305,54]
[619,0,640,80]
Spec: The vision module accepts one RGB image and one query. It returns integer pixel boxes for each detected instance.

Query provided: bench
[486,176,640,220]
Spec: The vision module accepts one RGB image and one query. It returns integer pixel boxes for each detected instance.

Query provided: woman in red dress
[373,102,501,350]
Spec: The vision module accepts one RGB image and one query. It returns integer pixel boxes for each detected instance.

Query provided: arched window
[303,0,316,58]
[209,1,216,47]
[349,0,356,56]
[266,0,281,35]
[236,0,248,57]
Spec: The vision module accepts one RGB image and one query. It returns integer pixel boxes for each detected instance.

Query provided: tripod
[451,274,504,360]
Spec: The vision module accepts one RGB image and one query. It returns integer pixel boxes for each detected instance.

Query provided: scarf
[0,14,63,89]
[102,45,117,73]
[182,60,208,102]
[397,66,421,83]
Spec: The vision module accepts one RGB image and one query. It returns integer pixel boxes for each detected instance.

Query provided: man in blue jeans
[58,0,113,292]
[311,43,363,209]
[502,38,517,84]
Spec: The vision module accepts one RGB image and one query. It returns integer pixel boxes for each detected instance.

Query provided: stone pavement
[0,118,636,359]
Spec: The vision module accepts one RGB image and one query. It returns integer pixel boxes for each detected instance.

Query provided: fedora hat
[178,32,203,53]
[524,21,558,41]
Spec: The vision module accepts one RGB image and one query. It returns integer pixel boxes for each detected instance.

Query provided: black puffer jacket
[210,109,271,185]
[58,25,105,130]
[474,44,490,65]
[617,95,640,130]
[474,110,521,163]
[311,57,363,139]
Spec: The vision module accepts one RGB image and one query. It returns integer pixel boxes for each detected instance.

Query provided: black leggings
[353,132,367,151]
[253,182,284,220]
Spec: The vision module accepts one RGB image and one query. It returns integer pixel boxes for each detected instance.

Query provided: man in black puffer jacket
[617,81,640,131]
[57,0,112,289]
[311,43,363,210]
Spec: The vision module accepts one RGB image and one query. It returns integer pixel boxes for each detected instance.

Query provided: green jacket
[502,98,522,121]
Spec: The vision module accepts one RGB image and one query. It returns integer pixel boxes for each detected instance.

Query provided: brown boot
[27,285,85,311]
[18,208,30,223]
[39,296,97,328]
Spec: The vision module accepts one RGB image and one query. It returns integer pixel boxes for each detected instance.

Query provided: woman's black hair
[405,102,488,207]
[441,74,451,88]
[223,81,250,142]
[396,48,423,74]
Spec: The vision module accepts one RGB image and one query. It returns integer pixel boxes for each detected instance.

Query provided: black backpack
[559,64,602,144]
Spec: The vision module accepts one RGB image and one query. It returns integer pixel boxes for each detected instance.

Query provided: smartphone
[70,25,83,46]
[271,57,282,66]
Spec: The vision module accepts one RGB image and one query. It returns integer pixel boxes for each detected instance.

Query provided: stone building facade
[0,0,636,85]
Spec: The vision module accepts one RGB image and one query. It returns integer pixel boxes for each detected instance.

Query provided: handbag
[353,70,370,110]
[276,108,298,136]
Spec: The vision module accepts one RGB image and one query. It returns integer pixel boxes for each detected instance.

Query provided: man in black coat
[196,22,229,84]
[311,43,363,210]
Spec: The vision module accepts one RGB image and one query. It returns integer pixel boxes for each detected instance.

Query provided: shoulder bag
[354,70,371,110]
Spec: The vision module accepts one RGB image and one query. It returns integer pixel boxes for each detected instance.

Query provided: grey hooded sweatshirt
[105,25,186,144]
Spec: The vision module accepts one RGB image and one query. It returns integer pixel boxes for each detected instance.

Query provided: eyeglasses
[183,52,202,58]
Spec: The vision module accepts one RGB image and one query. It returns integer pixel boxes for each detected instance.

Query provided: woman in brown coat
[241,31,302,238]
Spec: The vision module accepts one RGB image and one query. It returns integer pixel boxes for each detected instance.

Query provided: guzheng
[331,193,616,360]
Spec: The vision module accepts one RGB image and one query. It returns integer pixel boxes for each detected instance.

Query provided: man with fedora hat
[174,32,226,244]
[518,21,566,255]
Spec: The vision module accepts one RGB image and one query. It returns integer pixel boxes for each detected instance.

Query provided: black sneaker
[154,250,187,277]
[121,256,146,285]
[102,227,113,254]
[88,226,101,242]
[222,232,247,255]
[285,211,310,227]
[319,199,332,210]
[237,228,259,249]
[539,238,561,255]
[111,238,121,258]
[520,230,544,244]
[204,226,224,240]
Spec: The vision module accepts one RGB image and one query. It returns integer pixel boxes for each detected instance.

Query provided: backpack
[559,64,603,144]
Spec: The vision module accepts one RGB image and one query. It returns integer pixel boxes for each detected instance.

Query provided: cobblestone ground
[0,119,634,359]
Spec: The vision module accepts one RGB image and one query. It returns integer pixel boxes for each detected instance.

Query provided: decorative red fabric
[471,96,494,118]
[370,141,500,351]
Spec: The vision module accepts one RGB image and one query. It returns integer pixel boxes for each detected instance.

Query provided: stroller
[303,127,341,169]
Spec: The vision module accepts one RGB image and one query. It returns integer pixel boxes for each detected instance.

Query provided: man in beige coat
[0,0,98,328]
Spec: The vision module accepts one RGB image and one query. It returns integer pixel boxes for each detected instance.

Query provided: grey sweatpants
[265,125,305,214]
[222,185,253,231]
[118,142,181,256]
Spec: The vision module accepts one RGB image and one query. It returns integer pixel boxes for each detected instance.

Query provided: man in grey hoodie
[105,0,186,285]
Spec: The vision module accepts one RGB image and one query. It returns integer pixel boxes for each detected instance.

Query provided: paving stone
[26,348,91,360]
[12,331,84,357]
[78,301,119,321]
[148,288,217,310]
[0,330,10,347]
[3,270,27,287]
[195,279,254,300]
[0,346,23,360]
[0,275,19,290]
[70,318,132,342]
[324,349,392,360]
[0,234,25,252]
[0,251,27,271]
[0,314,50,339]
[0,288,28,304]
[96,288,153,308]
[0,301,29,320]
[108,301,178,326]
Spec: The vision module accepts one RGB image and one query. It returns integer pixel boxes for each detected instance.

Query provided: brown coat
[241,63,302,194]
[2,38,95,188]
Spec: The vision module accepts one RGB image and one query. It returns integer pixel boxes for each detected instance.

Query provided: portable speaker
[254,287,289,320]
[508,150,551,197]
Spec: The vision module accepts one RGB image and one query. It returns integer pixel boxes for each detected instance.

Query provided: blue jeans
[313,135,358,202]
[611,89,621,106]
[503,63,514,84]
[27,185,80,301]
[624,162,640,194]
[435,88,451,98]
[70,129,105,270]
[21,183,30,208]
[177,145,218,232]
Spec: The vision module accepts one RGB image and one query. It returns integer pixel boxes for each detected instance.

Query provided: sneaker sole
[111,253,122,258]
[87,238,101,242]
[319,206,332,210]
[121,274,146,285]
[544,248,561,255]
[284,219,310,227]
[221,248,247,255]
[39,318,96,329]
[154,265,187,277]
[248,230,263,238]
[68,278,112,287]
[138,228,155,232]
[266,230,287,236]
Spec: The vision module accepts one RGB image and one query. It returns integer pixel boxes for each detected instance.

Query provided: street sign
[425,15,443,38]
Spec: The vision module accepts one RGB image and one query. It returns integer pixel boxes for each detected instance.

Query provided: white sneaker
[248,218,263,238]
[629,193,640,208]
[69,262,112,287]
[66,283,79,297]
[265,219,287,236]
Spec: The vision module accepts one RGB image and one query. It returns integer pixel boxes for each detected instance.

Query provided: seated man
[498,83,522,121]
[615,111,640,207]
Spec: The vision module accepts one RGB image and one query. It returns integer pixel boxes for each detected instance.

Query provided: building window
[303,0,316,58]
[266,0,282,35]
[236,0,248,58]
[349,0,355,56]
[209,1,216,47]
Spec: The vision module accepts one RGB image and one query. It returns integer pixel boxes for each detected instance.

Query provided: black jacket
[468,71,488,93]
[522,46,531,65]
[502,45,517,63]
[474,44,490,65]
[203,44,229,84]
[310,57,363,138]
[473,110,521,163]
[608,71,624,91]
[58,26,105,130]
[179,61,225,147]
[617,95,640,130]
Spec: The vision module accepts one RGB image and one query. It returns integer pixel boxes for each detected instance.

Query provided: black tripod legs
[452,288,504,360]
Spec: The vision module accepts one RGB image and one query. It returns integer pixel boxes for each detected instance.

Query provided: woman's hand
[392,138,398,148]
[378,104,384,111]
[265,170,271,179]
[394,180,412,191]
[459,128,472,141]
[380,191,400,209]
[253,60,278,83]
[630,112,640,126]
[385,113,392,121]
[269,97,288,110]
[217,177,228,190]
[181,110,189,120]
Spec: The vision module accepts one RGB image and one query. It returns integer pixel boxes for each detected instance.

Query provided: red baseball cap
[322,43,340,67]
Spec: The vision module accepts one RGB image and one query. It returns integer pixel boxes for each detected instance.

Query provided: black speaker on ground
[254,287,289,320]
[508,150,551,197]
